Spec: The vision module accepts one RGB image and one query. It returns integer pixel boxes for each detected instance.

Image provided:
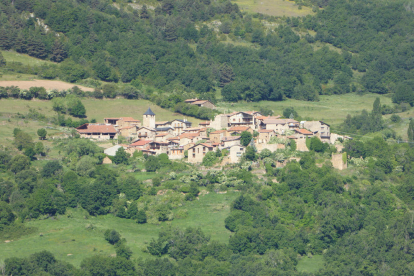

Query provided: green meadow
[0,191,238,267]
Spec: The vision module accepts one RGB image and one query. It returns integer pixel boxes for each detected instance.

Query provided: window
[192,154,195,158]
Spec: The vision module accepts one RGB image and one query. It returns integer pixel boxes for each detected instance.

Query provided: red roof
[229,126,250,132]
[199,121,210,126]
[76,124,116,134]
[210,130,227,134]
[295,129,313,135]
[258,129,274,133]
[130,140,152,146]
[156,132,169,137]
[179,132,200,139]
[119,126,135,130]
[120,117,140,122]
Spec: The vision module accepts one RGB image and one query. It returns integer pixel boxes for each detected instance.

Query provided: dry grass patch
[0,80,94,92]
[233,0,313,17]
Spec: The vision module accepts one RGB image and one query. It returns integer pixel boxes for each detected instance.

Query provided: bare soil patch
[0,80,94,92]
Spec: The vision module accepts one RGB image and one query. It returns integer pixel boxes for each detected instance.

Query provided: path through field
[0,80,94,92]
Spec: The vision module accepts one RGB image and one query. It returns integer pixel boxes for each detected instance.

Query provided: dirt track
[0,80,94,92]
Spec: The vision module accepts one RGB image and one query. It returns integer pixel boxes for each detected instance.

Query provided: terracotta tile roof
[184,98,198,102]
[200,143,214,148]
[119,126,135,130]
[262,119,298,125]
[184,127,204,132]
[167,137,180,141]
[191,100,209,105]
[199,121,210,125]
[287,135,297,139]
[210,130,227,134]
[150,141,169,145]
[76,124,117,133]
[258,129,274,133]
[295,129,313,135]
[156,132,169,137]
[229,126,250,131]
[221,136,241,142]
[130,140,152,146]
[179,132,200,139]
[120,117,140,122]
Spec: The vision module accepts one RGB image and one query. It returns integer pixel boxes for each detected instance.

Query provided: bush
[104,229,121,245]
[390,114,401,123]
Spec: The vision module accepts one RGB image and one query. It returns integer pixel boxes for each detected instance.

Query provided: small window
[192,154,195,158]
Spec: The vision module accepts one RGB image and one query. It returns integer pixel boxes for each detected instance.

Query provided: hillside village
[76,106,349,168]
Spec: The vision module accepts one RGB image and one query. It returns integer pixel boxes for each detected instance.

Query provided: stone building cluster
[76,107,347,165]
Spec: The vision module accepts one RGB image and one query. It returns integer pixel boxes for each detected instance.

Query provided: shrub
[104,229,121,245]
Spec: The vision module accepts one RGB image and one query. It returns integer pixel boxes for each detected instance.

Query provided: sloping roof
[256,115,281,120]
[221,136,241,142]
[144,107,155,116]
[155,132,169,137]
[229,126,250,132]
[295,129,313,135]
[119,126,135,130]
[130,140,152,147]
[191,100,209,105]
[262,119,298,125]
[155,127,174,132]
[184,98,198,103]
[179,132,200,139]
[171,119,192,125]
[76,124,117,134]
[199,121,210,125]
[137,126,156,132]
[258,129,274,133]
[210,130,227,134]
[167,137,180,141]
[120,117,140,122]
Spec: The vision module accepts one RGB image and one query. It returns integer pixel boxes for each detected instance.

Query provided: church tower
[143,107,156,129]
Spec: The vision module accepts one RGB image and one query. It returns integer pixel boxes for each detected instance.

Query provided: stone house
[149,141,169,154]
[185,98,216,109]
[178,132,203,146]
[155,132,173,142]
[260,119,299,134]
[199,121,210,128]
[187,143,215,164]
[168,147,185,160]
[118,126,137,139]
[221,136,241,148]
[76,124,117,140]
[302,121,330,140]
[228,126,253,135]
[155,121,170,128]
[257,129,276,144]
[137,126,156,139]
[227,145,245,163]
[209,130,228,143]
[293,129,314,139]
[170,119,192,135]
[118,117,141,128]
[129,139,152,151]
[228,112,258,129]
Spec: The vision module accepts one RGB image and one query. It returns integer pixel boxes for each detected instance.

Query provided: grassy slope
[0,192,238,267]
[297,255,325,273]
[0,98,202,125]
[217,93,393,127]
[1,50,56,67]
[233,0,313,17]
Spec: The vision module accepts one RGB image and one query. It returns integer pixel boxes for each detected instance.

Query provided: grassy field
[1,50,56,67]
[297,255,325,273]
[217,93,393,127]
[0,192,238,267]
[0,98,202,125]
[233,0,313,17]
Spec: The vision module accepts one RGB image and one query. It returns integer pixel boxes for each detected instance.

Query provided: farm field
[0,98,202,125]
[0,192,238,267]
[233,0,313,17]
[217,93,393,127]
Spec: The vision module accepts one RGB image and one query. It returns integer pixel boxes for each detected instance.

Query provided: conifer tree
[51,40,67,62]
[219,63,235,87]
[140,5,149,19]
[408,119,414,142]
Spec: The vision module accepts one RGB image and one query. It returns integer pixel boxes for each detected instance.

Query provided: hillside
[1,0,414,275]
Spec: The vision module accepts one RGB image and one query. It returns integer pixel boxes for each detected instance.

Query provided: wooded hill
[0,0,413,105]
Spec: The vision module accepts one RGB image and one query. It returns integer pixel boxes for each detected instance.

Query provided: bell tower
[143,107,156,129]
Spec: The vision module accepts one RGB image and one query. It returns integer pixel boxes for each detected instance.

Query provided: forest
[0,0,414,104]
[1,0,414,275]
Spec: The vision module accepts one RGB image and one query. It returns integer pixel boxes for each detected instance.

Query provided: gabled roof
[221,136,241,142]
[155,127,174,132]
[210,130,227,134]
[137,126,156,132]
[262,119,298,125]
[155,132,170,137]
[295,129,313,135]
[76,124,117,134]
[120,117,140,122]
[258,129,274,133]
[119,126,135,130]
[184,98,198,103]
[191,100,210,105]
[130,140,152,147]
[144,107,155,116]
[229,126,251,132]
[199,121,210,126]
[171,119,192,125]
[155,121,169,125]
[179,132,200,139]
